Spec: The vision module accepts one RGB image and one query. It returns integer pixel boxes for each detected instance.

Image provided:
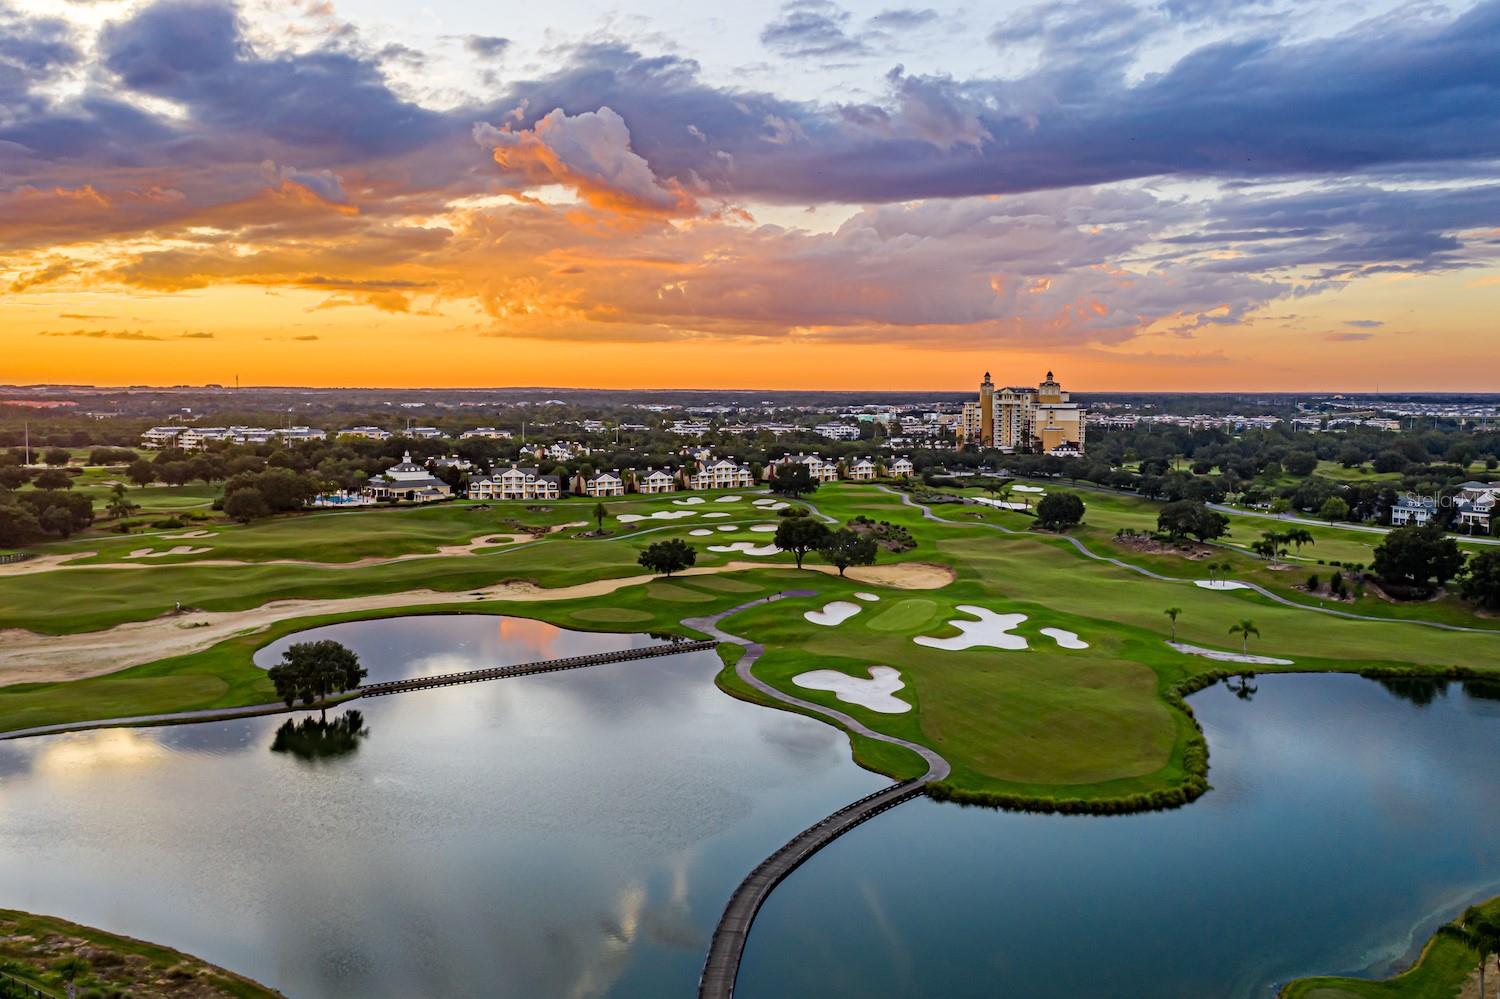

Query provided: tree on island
[638,538,696,577]
[268,640,366,716]
[817,528,877,576]
[1163,607,1182,642]
[592,501,609,532]
[775,515,831,569]
[1034,492,1085,532]
[770,463,818,499]
[1373,524,1465,593]
[1461,550,1500,611]
[1228,619,1260,653]
[1157,501,1229,542]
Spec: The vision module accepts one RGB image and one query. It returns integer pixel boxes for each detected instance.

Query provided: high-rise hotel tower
[958,370,1087,455]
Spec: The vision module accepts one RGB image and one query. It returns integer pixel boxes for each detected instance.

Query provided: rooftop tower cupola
[1038,370,1064,405]
[979,371,996,447]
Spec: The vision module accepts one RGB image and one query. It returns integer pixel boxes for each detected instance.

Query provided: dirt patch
[1115,535,1214,559]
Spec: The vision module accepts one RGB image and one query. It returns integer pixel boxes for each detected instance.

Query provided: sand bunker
[753,499,789,510]
[1013,485,1045,493]
[793,665,910,714]
[717,525,737,532]
[161,530,218,539]
[916,605,1029,651]
[972,498,1029,511]
[707,542,781,556]
[702,512,731,519]
[618,510,697,523]
[854,592,880,602]
[715,495,742,502]
[839,562,954,590]
[672,497,705,505]
[1169,642,1292,666]
[1196,580,1250,591]
[1039,627,1089,650]
[804,600,862,626]
[689,529,714,536]
[749,524,777,533]
[124,546,212,559]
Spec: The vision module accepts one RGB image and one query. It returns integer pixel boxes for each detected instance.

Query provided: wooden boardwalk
[358,639,719,696]
[698,778,927,998]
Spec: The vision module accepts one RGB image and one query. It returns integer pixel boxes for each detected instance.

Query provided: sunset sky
[2,0,1498,390]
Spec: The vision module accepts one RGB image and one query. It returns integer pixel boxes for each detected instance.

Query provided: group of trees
[635,509,877,577]
[1371,524,1466,593]
[1157,501,1230,542]
[0,489,94,545]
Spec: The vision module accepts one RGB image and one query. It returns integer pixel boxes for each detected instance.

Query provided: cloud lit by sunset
[2,0,1499,389]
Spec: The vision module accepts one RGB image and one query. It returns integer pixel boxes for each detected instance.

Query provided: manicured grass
[0,907,282,998]
[1280,897,1500,998]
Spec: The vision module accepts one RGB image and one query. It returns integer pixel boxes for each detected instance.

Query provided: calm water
[1,618,1498,998]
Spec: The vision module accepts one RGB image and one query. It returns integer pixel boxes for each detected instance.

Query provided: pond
[1,616,1498,998]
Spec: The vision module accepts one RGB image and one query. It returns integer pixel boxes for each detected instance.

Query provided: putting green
[867,598,940,632]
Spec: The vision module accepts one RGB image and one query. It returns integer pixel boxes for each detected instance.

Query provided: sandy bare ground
[0,558,952,687]
[1459,954,1497,999]
[0,532,536,575]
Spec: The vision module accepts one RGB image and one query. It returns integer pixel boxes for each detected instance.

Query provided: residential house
[1456,482,1499,534]
[845,457,878,481]
[889,457,915,478]
[574,470,626,497]
[1390,494,1437,527]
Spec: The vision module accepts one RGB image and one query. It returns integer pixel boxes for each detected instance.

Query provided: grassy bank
[0,908,282,998]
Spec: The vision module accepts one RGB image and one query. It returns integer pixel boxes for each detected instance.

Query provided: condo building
[958,370,1087,455]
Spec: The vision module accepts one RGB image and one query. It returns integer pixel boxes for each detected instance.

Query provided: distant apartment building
[468,465,562,501]
[140,426,186,448]
[340,426,393,441]
[634,468,678,494]
[767,453,840,483]
[815,422,861,441]
[574,470,626,497]
[957,370,1087,456]
[684,458,756,490]
[460,427,513,440]
[670,421,712,436]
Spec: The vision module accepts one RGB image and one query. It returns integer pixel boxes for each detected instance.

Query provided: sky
[2,0,1499,391]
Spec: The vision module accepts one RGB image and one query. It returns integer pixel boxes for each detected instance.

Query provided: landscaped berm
[3,482,1499,815]
[0,908,283,998]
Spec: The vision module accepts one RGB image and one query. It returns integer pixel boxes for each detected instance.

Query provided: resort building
[573,470,626,497]
[364,451,452,503]
[815,422,861,441]
[468,465,562,501]
[460,427,513,440]
[1390,494,1437,527]
[634,467,678,494]
[1456,482,1500,534]
[684,458,756,490]
[340,426,393,441]
[767,453,839,483]
[890,457,915,477]
[140,426,186,448]
[957,370,1087,455]
[845,457,878,480]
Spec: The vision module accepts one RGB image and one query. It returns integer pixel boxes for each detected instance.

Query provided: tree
[817,528,877,576]
[592,501,608,531]
[1282,527,1315,553]
[1252,531,1289,564]
[1372,524,1465,590]
[224,487,271,523]
[271,709,370,762]
[0,466,29,490]
[42,447,71,467]
[106,482,137,520]
[1283,451,1318,477]
[774,516,831,569]
[770,463,819,499]
[267,640,366,715]
[32,468,72,490]
[126,459,156,488]
[1035,492,1086,531]
[1456,906,1500,999]
[638,538,696,577]
[1157,501,1229,541]
[1164,607,1182,642]
[0,500,43,547]
[1228,619,1260,652]
[1461,550,1500,611]
[1318,496,1350,522]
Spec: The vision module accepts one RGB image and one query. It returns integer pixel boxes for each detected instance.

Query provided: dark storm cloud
[463,35,511,59]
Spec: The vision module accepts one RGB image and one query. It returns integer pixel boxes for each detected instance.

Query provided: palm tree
[1283,527,1315,554]
[1228,619,1260,652]
[1457,906,1500,999]
[106,482,137,520]
[592,501,608,531]
[1164,607,1182,642]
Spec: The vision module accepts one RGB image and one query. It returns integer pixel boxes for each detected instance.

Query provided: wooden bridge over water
[357,639,720,696]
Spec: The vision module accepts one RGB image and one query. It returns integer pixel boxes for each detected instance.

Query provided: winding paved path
[880,486,1500,634]
[684,594,950,999]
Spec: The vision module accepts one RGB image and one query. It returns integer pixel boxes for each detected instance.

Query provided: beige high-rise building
[958,370,1086,455]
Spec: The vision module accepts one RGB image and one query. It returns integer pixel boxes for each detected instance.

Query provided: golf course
[4,479,1497,812]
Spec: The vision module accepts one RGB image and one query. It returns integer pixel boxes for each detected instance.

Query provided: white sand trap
[749,524,778,533]
[916,605,1029,651]
[618,510,697,523]
[124,545,211,559]
[715,495,742,502]
[793,666,910,714]
[1169,642,1292,666]
[1040,627,1089,650]
[707,542,781,556]
[1013,485,1045,493]
[689,529,713,536]
[702,512,731,519]
[753,498,776,506]
[804,600,862,626]
[1196,580,1250,591]
[672,497,705,506]
[161,530,217,539]
[854,592,880,602]
[717,525,737,532]
[973,497,1029,511]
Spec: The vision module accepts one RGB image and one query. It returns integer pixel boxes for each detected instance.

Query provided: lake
[2,615,1498,998]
